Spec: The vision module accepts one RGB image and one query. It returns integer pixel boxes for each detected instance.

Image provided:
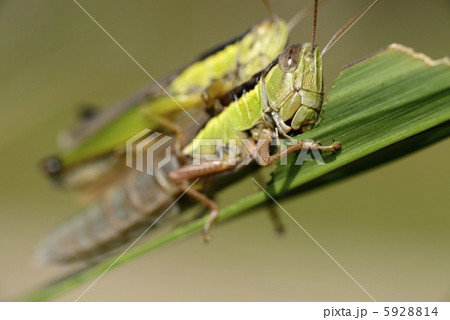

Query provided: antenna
[287,0,328,32]
[322,0,379,54]
[261,0,278,20]
[310,0,319,52]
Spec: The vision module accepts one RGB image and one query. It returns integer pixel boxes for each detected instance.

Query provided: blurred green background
[0,0,449,301]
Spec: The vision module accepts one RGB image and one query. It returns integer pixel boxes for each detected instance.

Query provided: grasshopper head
[277,43,323,97]
[238,18,288,80]
[267,43,323,133]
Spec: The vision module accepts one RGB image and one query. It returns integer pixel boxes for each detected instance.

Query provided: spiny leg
[182,186,218,243]
[169,159,239,242]
[248,128,341,167]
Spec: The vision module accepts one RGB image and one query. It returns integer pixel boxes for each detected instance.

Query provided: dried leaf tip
[388,43,450,67]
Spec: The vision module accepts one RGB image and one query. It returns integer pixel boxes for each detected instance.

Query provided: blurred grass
[17,44,450,301]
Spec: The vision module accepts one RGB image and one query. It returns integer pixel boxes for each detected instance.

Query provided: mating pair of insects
[39,0,379,264]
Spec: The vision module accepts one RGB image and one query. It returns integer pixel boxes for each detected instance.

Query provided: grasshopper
[43,0,325,181]
[170,0,380,242]
[37,108,211,264]
[38,1,323,264]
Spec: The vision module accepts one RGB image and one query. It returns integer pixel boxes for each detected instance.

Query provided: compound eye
[278,44,302,72]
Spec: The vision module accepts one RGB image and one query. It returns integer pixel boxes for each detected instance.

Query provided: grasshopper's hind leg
[169,160,239,242]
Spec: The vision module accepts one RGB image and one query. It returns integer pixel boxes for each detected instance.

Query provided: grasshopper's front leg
[169,159,240,242]
[248,128,341,167]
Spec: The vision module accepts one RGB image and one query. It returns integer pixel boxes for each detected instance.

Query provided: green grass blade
[17,44,450,301]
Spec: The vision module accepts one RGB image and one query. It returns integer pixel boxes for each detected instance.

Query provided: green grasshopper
[170,0,380,242]
[43,0,325,183]
[38,1,322,264]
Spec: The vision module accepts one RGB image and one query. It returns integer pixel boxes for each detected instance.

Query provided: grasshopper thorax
[265,43,323,134]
